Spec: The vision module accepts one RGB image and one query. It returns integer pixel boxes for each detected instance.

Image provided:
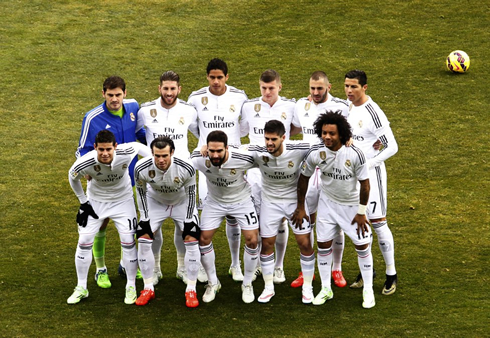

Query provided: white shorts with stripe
[260,200,312,238]
[200,196,259,231]
[368,162,387,219]
[147,196,198,233]
[80,198,137,236]
[316,194,371,246]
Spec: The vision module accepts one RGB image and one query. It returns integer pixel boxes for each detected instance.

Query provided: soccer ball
[446,50,470,73]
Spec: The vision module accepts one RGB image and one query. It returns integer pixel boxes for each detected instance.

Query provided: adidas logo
[304,113,309,117]
[206,170,211,173]
[105,124,111,129]
[203,107,208,111]
[96,172,103,175]
[254,113,260,118]
[152,119,158,123]
[149,180,155,183]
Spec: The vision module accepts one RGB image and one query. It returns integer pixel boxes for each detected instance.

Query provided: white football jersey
[302,143,369,205]
[247,141,310,202]
[292,94,349,143]
[190,148,256,204]
[347,97,398,168]
[136,98,198,159]
[240,96,296,144]
[134,155,196,222]
[187,85,248,148]
[69,142,151,203]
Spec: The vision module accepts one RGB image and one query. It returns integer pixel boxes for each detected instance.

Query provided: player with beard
[246,120,314,304]
[290,71,350,289]
[136,71,205,286]
[191,131,259,304]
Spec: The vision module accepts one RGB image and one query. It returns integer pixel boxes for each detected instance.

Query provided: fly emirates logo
[202,115,235,129]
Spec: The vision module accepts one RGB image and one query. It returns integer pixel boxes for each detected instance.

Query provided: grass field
[0,0,489,337]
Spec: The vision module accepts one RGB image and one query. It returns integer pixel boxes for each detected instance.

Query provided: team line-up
[67,58,398,309]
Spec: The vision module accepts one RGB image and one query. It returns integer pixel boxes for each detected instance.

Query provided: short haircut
[207,130,228,147]
[95,129,116,145]
[313,111,352,145]
[150,136,175,153]
[264,119,286,137]
[345,69,367,86]
[207,58,228,76]
[260,69,281,83]
[103,76,126,93]
[310,71,329,83]
[160,70,180,85]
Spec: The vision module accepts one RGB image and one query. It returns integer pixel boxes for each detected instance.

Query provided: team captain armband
[357,204,367,215]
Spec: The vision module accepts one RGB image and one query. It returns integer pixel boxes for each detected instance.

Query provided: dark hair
[207,58,228,76]
[160,70,180,85]
[207,130,228,147]
[264,119,285,137]
[260,69,281,83]
[313,112,352,145]
[95,129,116,145]
[345,69,367,86]
[150,136,175,153]
[310,71,329,83]
[103,76,126,93]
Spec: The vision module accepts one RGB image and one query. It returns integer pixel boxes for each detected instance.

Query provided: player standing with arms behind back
[345,70,398,294]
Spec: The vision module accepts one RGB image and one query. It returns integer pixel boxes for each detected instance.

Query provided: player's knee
[182,221,200,241]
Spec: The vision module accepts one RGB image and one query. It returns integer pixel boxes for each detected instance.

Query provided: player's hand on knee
[76,202,99,227]
[352,214,369,240]
[136,220,153,239]
[292,207,309,228]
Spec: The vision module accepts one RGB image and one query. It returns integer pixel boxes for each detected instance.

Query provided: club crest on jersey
[320,151,326,161]
[70,170,78,178]
[136,179,144,186]
[301,162,306,171]
[202,97,208,105]
[174,177,180,184]
[304,102,311,111]
[288,161,294,168]
[150,109,157,118]
[262,156,269,166]
[229,105,235,113]
[122,164,128,169]
[205,159,211,168]
[130,112,136,121]
[358,120,363,128]
[230,169,236,175]
[149,170,155,178]
[179,117,185,125]
[254,104,261,112]
[94,165,101,172]
[345,160,351,167]
[281,112,287,120]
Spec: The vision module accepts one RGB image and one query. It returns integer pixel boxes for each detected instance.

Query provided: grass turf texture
[0,0,488,337]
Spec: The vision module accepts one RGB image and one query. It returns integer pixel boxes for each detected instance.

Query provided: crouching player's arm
[292,173,311,228]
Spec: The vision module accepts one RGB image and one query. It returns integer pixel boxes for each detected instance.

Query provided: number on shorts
[370,201,377,214]
[244,212,258,225]
[127,217,137,231]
